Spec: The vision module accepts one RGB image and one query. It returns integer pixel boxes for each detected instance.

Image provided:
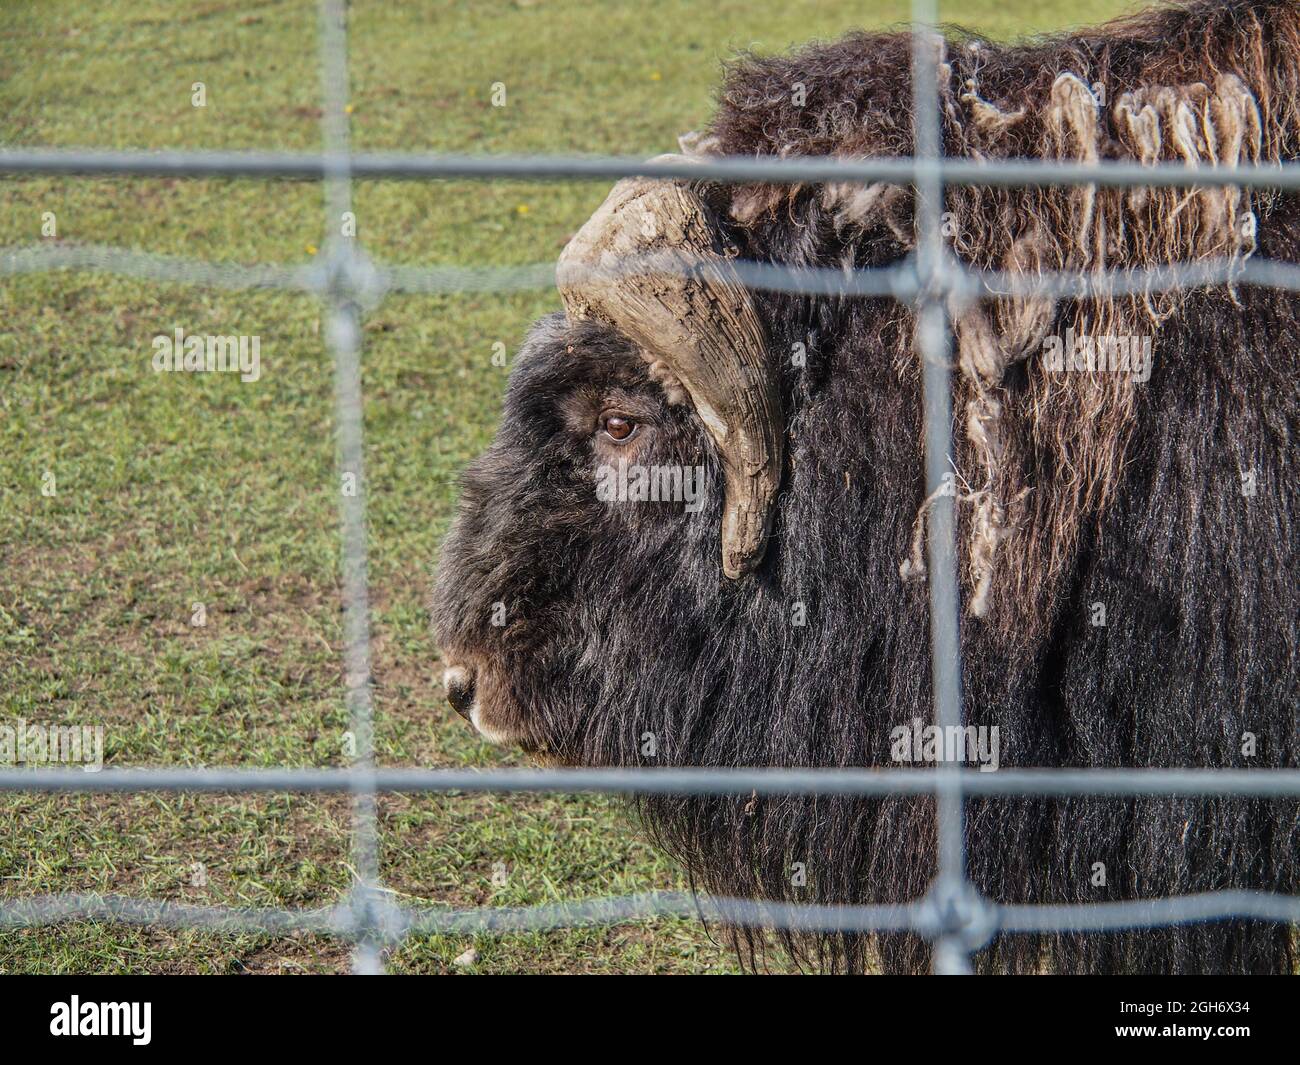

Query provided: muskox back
[670,0,1299,973]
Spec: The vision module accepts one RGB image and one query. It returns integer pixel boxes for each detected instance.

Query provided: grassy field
[0,0,1135,974]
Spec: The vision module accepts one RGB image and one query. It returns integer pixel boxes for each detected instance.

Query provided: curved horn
[556,157,783,579]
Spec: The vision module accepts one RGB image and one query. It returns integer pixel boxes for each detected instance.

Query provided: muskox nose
[443,665,476,721]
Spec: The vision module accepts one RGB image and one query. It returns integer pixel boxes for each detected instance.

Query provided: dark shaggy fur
[433,0,1299,974]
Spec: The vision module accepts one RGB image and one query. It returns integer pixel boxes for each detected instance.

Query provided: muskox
[433,0,1299,974]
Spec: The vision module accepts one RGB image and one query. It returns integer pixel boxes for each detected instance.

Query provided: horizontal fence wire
[2,767,1298,797]
[2,0,1297,974]
[7,245,1300,302]
[4,146,1300,190]
[1,890,1295,940]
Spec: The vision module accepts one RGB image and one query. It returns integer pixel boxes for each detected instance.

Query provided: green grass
[0,0,1135,973]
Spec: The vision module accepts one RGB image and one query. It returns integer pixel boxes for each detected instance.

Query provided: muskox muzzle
[442,665,476,721]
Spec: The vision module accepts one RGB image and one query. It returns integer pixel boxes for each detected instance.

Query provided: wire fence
[1,0,1298,975]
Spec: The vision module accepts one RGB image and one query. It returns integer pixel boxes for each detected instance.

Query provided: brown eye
[601,414,636,442]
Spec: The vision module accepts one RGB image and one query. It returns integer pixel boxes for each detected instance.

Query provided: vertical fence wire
[317,0,384,974]
[909,0,972,976]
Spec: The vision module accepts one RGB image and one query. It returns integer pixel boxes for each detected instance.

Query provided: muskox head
[432,161,791,758]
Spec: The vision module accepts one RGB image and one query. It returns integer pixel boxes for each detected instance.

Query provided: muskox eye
[600,414,636,442]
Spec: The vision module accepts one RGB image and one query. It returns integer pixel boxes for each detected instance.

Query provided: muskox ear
[556,155,783,579]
